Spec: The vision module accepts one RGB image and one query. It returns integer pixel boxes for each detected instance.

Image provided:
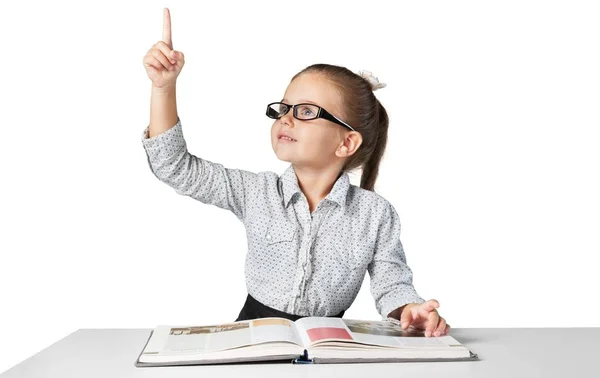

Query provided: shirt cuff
[141,117,183,151]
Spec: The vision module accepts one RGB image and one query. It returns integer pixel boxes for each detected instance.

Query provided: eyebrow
[281,98,319,105]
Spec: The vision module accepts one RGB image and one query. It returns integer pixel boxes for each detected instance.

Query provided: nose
[279,107,294,126]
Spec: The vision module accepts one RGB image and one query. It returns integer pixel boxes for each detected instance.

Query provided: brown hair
[291,63,389,192]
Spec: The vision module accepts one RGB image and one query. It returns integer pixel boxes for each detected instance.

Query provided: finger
[174,50,184,64]
[154,41,177,65]
[425,311,439,337]
[163,8,172,49]
[150,48,173,70]
[421,299,440,312]
[444,324,451,335]
[399,307,413,330]
[144,58,159,75]
[143,55,164,72]
[433,317,447,337]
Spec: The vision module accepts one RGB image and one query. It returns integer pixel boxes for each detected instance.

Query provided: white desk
[1,328,598,377]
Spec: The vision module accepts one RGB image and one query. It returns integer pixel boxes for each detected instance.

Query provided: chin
[272,149,293,163]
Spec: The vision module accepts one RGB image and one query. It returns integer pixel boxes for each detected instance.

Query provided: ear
[335,131,362,158]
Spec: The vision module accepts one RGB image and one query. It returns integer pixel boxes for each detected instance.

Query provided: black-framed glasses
[266,102,356,132]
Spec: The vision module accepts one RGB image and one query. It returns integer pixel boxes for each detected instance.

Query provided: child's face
[271,72,352,169]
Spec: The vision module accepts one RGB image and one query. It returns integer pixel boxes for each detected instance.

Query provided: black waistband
[235,294,345,322]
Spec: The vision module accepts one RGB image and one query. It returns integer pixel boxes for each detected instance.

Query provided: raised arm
[141,119,259,222]
[140,8,258,222]
[143,8,184,137]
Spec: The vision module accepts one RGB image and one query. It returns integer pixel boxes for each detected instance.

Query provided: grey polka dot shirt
[141,117,425,320]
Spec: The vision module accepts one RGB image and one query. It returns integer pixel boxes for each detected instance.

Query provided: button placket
[294,200,335,314]
[291,215,310,313]
[297,206,326,314]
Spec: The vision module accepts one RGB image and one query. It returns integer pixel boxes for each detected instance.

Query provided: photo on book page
[249,318,301,345]
[344,319,452,348]
[163,318,301,354]
[295,317,355,345]
[306,326,353,343]
[345,319,423,337]
[165,322,251,353]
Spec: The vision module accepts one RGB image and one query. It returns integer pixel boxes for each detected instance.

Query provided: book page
[153,318,303,354]
[294,317,356,347]
[340,319,462,349]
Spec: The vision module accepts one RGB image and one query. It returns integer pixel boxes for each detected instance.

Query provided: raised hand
[142,8,185,89]
[400,299,450,337]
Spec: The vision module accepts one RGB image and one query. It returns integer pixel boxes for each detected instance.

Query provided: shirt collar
[279,164,350,209]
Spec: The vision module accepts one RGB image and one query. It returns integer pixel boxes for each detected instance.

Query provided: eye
[298,106,314,116]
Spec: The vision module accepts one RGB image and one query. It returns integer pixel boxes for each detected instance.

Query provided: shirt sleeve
[368,201,426,320]
[141,117,259,223]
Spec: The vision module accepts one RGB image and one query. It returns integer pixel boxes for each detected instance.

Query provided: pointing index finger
[163,8,172,49]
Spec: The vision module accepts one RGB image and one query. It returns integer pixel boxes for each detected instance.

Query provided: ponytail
[360,100,389,192]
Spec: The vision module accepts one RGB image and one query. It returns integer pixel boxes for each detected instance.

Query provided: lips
[278,132,297,142]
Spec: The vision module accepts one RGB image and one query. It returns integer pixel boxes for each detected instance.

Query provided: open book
[135,317,478,366]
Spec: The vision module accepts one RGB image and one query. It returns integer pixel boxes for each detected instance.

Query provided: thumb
[420,299,440,314]
[172,50,184,62]
[400,306,413,330]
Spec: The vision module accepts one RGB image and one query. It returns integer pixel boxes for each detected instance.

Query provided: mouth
[278,135,297,142]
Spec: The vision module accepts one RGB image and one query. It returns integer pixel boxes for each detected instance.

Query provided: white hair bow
[357,70,387,91]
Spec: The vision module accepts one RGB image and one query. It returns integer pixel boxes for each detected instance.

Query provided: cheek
[301,131,338,154]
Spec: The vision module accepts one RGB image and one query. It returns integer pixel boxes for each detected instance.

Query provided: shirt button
[266,234,271,240]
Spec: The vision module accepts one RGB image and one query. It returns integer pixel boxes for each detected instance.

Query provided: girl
[141,8,450,338]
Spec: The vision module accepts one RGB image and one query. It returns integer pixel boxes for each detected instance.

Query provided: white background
[1,0,598,373]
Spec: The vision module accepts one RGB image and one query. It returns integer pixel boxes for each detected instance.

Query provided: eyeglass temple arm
[321,109,355,131]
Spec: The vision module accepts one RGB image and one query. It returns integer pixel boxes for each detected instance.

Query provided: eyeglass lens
[267,103,319,120]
